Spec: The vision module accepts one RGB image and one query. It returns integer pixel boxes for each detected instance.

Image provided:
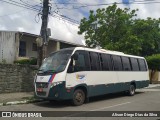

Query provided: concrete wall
[47,40,58,55]
[0,31,18,63]
[0,64,37,93]
[149,70,160,84]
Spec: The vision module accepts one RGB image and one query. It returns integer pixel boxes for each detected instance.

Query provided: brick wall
[0,64,38,93]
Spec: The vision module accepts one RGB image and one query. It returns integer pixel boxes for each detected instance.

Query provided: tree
[146,54,160,83]
[132,18,160,56]
[78,3,160,56]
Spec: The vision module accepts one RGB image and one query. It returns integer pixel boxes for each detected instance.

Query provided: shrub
[146,54,160,70]
[146,54,160,83]
[14,58,37,65]
[29,57,37,65]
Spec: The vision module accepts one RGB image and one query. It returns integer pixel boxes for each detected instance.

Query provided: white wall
[47,40,58,55]
[0,31,17,63]
[20,36,59,58]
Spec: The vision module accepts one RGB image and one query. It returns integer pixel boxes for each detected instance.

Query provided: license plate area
[37,88,43,92]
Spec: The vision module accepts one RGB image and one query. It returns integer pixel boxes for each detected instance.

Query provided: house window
[19,41,26,57]
[32,43,37,51]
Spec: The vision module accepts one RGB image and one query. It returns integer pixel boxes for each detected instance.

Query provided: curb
[0,103,4,106]
[0,99,42,106]
[147,84,160,88]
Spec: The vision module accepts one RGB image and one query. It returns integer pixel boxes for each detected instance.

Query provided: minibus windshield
[38,50,73,73]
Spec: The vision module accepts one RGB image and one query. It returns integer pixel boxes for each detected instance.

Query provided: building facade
[0,31,84,64]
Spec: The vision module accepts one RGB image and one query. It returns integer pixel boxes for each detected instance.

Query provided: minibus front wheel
[72,89,85,106]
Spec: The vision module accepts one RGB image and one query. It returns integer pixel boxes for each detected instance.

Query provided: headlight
[51,81,63,88]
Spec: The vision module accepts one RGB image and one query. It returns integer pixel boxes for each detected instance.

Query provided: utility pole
[38,0,50,66]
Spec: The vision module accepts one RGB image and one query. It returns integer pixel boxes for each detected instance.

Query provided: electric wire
[0,0,40,12]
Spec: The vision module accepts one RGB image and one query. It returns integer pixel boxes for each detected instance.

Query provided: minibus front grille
[36,82,49,88]
[37,91,46,96]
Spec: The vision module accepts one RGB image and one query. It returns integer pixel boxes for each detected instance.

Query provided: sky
[0,0,160,45]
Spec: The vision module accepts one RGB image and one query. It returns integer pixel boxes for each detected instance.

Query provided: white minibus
[34,47,149,106]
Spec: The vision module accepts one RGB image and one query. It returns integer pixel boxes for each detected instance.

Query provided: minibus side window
[138,59,147,71]
[112,55,123,71]
[121,57,131,71]
[89,52,101,71]
[130,58,140,71]
[74,53,86,72]
[100,53,112,71]
[68,50,90,73]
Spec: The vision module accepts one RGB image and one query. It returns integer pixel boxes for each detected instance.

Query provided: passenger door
[65,50,90,88]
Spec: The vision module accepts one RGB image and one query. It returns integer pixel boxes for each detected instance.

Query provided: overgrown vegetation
[14,58,37,65]
[1,59,6,64]
[146,54,160,82]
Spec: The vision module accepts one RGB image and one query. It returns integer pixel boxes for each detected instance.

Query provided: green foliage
[132,18,160,56]
[14,58,37,65]
[14,59,30,65]
[1,59,6,64]
[78,3,160,56]
[29,58,37,65]
[146,54,160,70]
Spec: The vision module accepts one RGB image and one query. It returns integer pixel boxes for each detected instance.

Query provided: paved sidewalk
[0,92,34,103]
[146,83,160,88]
[0,84,159,106]
[0,92,42,106]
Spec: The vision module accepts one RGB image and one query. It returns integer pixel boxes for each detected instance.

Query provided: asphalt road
[0,87,160,120]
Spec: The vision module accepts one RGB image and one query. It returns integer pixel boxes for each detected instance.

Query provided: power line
[51,0,81,44]
[0,0,40,12]
[49,0,160,10]
[0,0,42,17]
[50,1,79,25]
[0,0,43,24]
[0,9,26,17]
[0,0,79,25]
[8,0,40,11]
[50,0,160,5]
[20,0,41,8]
[50,13,79,26]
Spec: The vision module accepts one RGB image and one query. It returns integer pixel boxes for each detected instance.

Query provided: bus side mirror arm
[68,53,78,73]
[67,59,75,73]
[71,53,78,60]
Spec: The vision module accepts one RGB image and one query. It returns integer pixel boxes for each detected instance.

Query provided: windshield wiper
[44,70,56,73]
[38,70,56,73]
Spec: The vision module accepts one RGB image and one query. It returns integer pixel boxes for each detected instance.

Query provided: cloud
[0,25,7,30]
[48,16,84,45]
[17,27,25,32]
[0,0,160,46]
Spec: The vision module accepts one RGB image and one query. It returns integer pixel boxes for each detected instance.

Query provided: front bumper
[34,81,73,100]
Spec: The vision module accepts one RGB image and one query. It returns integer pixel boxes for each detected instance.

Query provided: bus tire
[128,84,135,96]
[72,89,85,106]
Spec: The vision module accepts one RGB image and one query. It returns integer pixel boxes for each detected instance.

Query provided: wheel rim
[130,86,135,95]
[75,92,83,103]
